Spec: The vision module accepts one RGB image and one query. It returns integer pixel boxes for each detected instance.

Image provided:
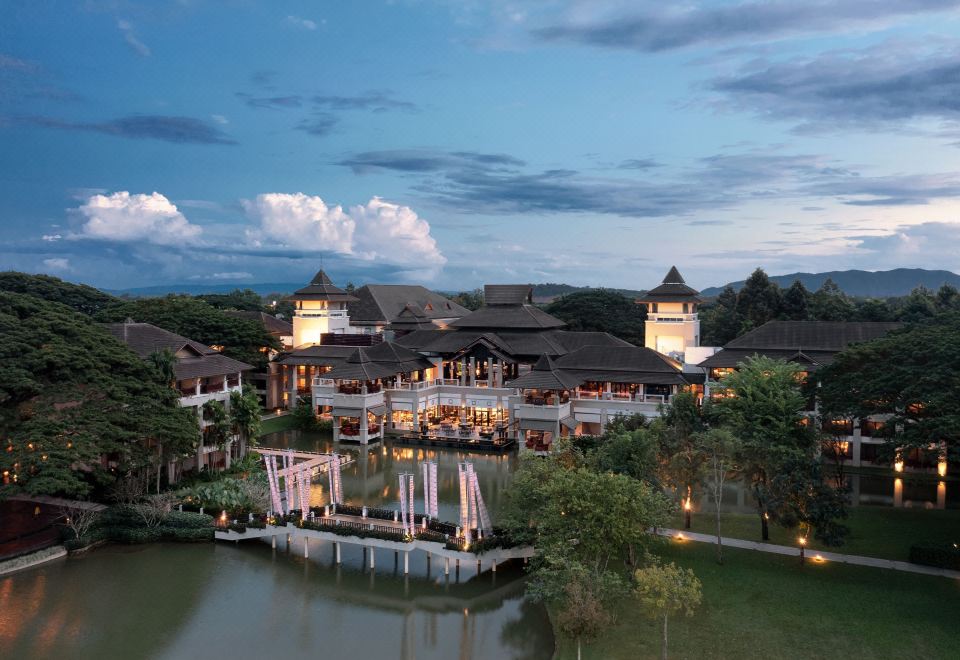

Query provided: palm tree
[229,385,262,458]
[147,348,178,492]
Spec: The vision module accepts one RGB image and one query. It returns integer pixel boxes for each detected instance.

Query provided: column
[469,357,476,386]
[288,366,297,409]
[360,410,369,445]
[460,358,467,386]
[486,358,492,386]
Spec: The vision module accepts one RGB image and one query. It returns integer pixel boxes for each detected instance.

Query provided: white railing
[312,377,335,387]
[296,310,349,319]
[572,391,671,405]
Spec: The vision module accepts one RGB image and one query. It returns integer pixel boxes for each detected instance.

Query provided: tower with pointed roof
[637,266,703,361]
[291,269,359,347]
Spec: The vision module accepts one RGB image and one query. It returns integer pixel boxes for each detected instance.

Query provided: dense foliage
[0,292,199,498]
[545,289,647,346]
[197,289,265,311]
[700,267,960,345]
[0,271,115,316]
[817,314,960,465]
[96,294,279,369]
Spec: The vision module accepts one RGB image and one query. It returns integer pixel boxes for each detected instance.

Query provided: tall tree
[708,356,814,540]
[700,285,742,345]
[694,428,740,564]
[229,385,262,456]
[735,268,783,331]
[198,289,265,311]
[0,271,115,316]
[809,278,855,321]
[654,392,706,528]
[897,286,938,322]
[634,561,702,660]
[781,280,811,320]
[202,400,231,451]
[935,284,960,312]
[769,457,849,547]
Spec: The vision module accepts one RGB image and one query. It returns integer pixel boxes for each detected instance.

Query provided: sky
[3,1,960,292]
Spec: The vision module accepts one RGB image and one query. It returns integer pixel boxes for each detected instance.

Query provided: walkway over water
[216,516,533,576]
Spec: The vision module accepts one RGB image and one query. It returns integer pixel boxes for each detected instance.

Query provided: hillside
[701,269,960,298]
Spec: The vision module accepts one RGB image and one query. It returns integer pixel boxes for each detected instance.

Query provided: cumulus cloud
[533,1,960,52]
[74,192,203,245]
[710,41,960,130]
[244,193,445,274]
[286,15,318,30]
[42,258,70,271]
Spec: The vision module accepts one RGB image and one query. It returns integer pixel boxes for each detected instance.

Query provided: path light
[798,536,807,565]
[814,554,825,563]
[676,532,685,541]
[220,510,227,525]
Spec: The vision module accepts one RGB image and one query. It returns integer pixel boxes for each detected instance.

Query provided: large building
[280,274,701,451]
[637,266,703,361]
[107,320,253,479]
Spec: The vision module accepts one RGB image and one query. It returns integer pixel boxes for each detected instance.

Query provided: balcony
[514,401,571,422]
[296,309,348,319]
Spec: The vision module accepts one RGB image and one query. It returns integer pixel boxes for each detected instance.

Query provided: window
[651,303,658,313]
[682,303,688,313]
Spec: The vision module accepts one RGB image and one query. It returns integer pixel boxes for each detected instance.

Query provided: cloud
[211,114,229,125]
[236,93,303,109]
[42,258,70,271]
[0,53,39,72]
[296,113,339,136]
[117,19,151,57]
[339,149,526,174]
[710,40,960,129]
[286,15,318,30]
[617,158,661,170]
[311,91,419,112]
[22,114,237,144]
[244,193,445,275]
[190,271,254,280]
[848,221,960,265]
[533,1,960,52]
[800,171,960,206]
[74,192,203,245]
[42,233,62,241]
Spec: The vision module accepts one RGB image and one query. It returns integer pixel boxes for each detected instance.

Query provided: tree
[588,426,660,485]
[817,315,960,468]
[781,280,811,320]
[634,561,702,660]
[736,269,782,331]
[59,504,101,542]
[134,492,178,528]
[0,271,115,316]
[694,428,739,564]
[897,286,937,322]
[856,298,896,322]
[198,289,265,311]
[654,392,706,528]
[809,278,855,321]
[547,560,621,660]
[700,285,742,345]
[708,356,814,540]
[202,400,232,450]
[935,284,960,312]
[545,289,647,346]
[447,288,484,311]
[769,457,849,547]
[229,385,262,455]
[0,292,199,499]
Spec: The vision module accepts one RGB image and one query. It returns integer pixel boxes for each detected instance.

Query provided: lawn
[257,414,297,436]
[555,541,960,660]
[674,505,960,561]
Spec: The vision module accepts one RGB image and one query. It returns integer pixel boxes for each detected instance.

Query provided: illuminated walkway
[657,528,960,580]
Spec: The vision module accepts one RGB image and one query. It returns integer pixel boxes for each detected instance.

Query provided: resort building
[224,310,293,409]
[698,320,920,470]
[107,320,253,478]
[637,266,703,362]
[348,283,471,335]
[280,273,702,452]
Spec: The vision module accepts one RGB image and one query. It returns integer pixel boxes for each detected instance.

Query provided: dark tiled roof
[386,303,436,331]
[484,284,532,305]
[293,269,359,302]
[278,344,356,366]
[637,266,703,303]
[105,322,253,380]
[698,321,903,369]
[449,304,566,330]
[224,310,292,335]
[508,354,583,390]
[324,341,433,381]
[394,328,630,360]
[348,285,469,324]
[507,346,688,389]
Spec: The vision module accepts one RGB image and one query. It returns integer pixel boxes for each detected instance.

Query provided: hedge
[299,519,408,543]
[909,543,960,570]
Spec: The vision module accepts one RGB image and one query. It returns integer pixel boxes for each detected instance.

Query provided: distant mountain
[700,268,960,298]
[106,282,303,297]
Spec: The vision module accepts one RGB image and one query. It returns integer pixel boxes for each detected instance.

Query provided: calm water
[0,432,553,660]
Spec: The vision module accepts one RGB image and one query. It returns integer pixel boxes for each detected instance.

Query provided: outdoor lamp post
[683,497,692,529]
[798,536,807,565]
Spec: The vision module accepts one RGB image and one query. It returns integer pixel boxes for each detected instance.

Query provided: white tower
[638,266,702,362]
[291,269,359,347]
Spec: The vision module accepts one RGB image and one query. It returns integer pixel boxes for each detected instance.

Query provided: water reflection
[700,471,958,513]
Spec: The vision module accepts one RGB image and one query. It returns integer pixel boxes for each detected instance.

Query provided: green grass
[555,541,960,660]
[676,506,960,561]
[258,414,297,436]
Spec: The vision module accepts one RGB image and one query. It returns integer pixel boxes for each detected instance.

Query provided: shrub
[909,543,960,570]
[161,527,214,542]
[164,511,214,529]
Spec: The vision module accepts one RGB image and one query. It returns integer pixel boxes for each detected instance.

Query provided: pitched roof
[348,284,469,324]
[484,284,532,305]
[105,321,253,380]
[292,269,359,302]
[508,354,583,390]
[637,266,703,303]
[507,346,689,389]
[448,303,566,330]
[386,303,436,331]
[324,341,433,381]
[278,344,357,367]
[224,310,292,335]
[698,321,903,369]
[394,328,632,360]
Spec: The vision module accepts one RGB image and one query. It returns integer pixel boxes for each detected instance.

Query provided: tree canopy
[545,289,646,346]
[0,292,199,498]
[0,271,115,316]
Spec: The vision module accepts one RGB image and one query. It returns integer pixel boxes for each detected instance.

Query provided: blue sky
[3,1,960,291]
